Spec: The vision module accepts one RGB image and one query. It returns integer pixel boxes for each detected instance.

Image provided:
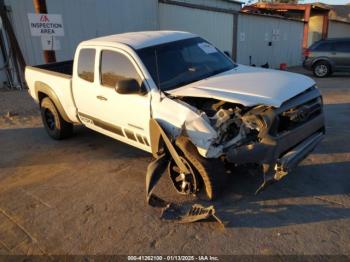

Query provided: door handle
[96,95,107,101]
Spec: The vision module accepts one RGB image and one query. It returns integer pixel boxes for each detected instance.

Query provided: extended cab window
[100,50,141,88]
[77,49,95,82]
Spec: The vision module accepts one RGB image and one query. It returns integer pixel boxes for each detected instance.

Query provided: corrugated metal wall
[0,20,21,88]
[328,21,350,38]
[159,2,234,54]
[5,0,158,66]
[0,21,9,86]
[5,0,307,75]
[237,14,304,68]
[167,0,241,11]
[46,0,158,62]
[4,0,41,67]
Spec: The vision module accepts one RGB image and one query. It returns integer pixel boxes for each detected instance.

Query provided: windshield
[137,37,236,91]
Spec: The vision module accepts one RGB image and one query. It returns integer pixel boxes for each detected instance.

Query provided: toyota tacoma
[25,31,325,200]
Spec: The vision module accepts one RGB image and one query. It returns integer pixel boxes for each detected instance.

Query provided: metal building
[6,0,159,66]
[0,0,158,88]
[241,3,330,49]
[329,21,350,38]
[328,5,350,38]
[159,0,242,58]
[0,20,8,87]
[1,0,313,89]
[237,13,304,68]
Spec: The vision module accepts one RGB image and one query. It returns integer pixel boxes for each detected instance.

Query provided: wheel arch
[148,118,225,200]
[312,57,334,71]
[34,81,72,123]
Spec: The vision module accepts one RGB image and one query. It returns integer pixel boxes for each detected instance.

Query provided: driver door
[92,47,151,152]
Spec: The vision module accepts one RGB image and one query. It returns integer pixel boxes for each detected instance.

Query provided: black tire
[174,136,226,200]
[40,97,73,140]
[313,61,332,78]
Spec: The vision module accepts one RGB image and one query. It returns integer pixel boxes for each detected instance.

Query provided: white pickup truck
[25,31,325,199]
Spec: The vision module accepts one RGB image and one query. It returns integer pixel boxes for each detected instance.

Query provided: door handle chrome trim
[97,95,107,101]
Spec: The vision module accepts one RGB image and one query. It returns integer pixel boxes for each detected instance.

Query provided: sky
[244,0,349,4]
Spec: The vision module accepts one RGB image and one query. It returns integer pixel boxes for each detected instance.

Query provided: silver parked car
[303,38,350,77]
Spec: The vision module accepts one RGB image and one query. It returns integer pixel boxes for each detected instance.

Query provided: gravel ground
[0,68,349,256]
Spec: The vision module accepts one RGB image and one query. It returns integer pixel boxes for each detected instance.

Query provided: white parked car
[25,31,325,199]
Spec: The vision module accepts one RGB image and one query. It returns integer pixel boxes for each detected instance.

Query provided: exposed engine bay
[178,97,266,159]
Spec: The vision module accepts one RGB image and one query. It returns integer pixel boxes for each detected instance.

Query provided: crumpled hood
[167,65,316,108]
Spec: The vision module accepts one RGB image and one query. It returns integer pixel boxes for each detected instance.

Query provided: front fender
[149,118,190,174]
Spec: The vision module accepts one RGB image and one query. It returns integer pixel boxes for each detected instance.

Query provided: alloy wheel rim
[168,157,197,195]
[316,64,328,77]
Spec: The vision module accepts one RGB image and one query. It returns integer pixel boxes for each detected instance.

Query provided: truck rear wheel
[170,136,226,200]
[40,97,73,140]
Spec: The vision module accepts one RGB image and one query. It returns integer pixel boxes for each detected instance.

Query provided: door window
[314,42,334,52]
[100,50,142,88]
[334,41,350,53]
[77,49,96,82]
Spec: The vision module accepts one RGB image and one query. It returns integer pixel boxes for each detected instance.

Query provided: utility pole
[33,0,56,63]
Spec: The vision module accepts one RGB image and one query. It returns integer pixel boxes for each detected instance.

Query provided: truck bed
[25,60,79,124]
[34,60,73,76]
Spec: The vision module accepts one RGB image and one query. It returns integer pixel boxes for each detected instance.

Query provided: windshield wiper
[167,80,193,91]
[163,66,235,92]
[209,67,233,77]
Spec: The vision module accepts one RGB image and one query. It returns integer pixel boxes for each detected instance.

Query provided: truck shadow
[1,101,349,229]
[0,125,150,169]
[205,160,350,228]
[1,127,349,229]
[154,157,350,228]
[312,103,350,155]
[218,199,350,228]
[287,67,350,78]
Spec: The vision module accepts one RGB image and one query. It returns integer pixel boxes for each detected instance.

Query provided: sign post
[40,35,61,51]
[30,0,64,63]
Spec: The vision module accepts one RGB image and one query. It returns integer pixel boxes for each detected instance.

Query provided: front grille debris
[160,203,224,226]
[145,151,224,226]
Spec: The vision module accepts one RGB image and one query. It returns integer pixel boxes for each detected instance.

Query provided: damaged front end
[145,87,324,225]
[176,86,325,193]
[147,86,325,207]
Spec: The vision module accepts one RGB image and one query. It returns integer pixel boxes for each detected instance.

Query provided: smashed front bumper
[226,86,325,191]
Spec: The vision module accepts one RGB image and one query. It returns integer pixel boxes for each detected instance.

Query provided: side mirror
[115,79,140,95]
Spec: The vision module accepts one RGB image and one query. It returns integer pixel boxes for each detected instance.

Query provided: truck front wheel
[40,97,73,140]
[168,156,199,195]
[170,136,226,200]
